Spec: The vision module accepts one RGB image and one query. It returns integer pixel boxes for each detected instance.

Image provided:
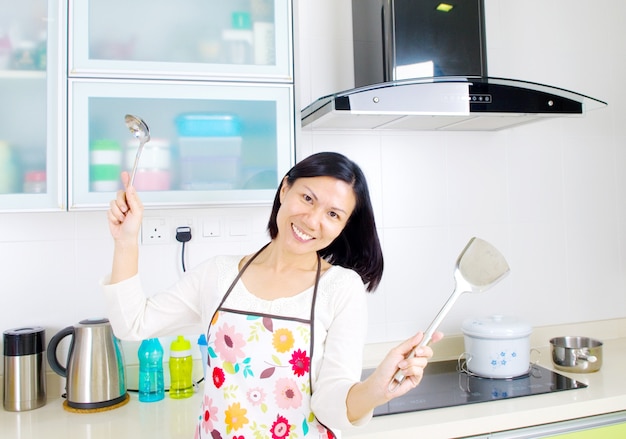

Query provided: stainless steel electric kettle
[47,318,127,410]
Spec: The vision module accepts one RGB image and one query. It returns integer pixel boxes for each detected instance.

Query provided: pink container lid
[24,170,46,182]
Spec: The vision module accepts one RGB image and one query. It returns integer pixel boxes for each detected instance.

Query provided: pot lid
[462,314,532,339]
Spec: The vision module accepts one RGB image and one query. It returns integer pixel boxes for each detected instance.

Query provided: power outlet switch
[142,218,169,244]
[203,218,221,237]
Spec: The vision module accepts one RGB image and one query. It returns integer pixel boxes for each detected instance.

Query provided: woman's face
[276,176,357,255]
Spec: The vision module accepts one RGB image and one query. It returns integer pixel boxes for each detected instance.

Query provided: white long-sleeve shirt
[102,255,372,434]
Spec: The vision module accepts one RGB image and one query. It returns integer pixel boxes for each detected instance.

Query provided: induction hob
[363,360,587,416]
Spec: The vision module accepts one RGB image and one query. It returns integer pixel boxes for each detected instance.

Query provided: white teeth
[292,224,314,241]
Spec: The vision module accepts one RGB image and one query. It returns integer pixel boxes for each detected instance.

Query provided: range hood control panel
[470,94,492,103]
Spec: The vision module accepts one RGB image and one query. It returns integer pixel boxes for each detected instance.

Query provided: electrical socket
[141,217,169,244]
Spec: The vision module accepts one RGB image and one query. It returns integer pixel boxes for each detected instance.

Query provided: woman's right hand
[107,171,144,244]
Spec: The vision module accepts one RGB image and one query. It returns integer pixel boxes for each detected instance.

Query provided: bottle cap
[170,335,192,357]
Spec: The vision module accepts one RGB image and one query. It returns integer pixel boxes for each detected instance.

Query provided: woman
[103,152,441,438]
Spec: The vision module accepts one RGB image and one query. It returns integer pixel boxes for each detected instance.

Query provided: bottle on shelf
[137,338,164,402]
[0,141,18,194]
[169,335,193,399]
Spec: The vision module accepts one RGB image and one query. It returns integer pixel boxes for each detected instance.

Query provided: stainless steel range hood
[301,76,608,131]
[301,0,607,131]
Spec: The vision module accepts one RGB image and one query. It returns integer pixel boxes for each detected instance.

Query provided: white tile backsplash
[297,0,626,343]
[0,1,624,359]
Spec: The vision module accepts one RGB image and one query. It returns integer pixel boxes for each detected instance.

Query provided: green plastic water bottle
[169,336,193,399]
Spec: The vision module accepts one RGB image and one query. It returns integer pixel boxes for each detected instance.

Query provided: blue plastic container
[174,113,241,137]
[137,338,164,402]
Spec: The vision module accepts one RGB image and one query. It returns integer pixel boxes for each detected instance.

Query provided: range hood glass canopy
[301,76,608,131]
[301,0,607,131]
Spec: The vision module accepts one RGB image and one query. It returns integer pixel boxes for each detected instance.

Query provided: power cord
[175,226,192,272]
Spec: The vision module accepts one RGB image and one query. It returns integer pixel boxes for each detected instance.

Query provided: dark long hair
[267,152,383,292]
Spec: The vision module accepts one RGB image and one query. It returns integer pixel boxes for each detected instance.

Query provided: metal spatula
[389,237,510,391]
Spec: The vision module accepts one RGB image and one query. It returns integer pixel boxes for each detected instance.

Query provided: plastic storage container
[125,138,171,191]
[137,338,164,402]
[90,139,121,192]
[23,170,47,194]
[169,336,193,399]
[175,113,243,190]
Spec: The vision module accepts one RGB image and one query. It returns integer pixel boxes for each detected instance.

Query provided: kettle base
[63,393,130,413]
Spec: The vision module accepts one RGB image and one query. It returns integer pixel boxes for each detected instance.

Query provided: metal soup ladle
[124,114,151,187]
[389,237,511,391]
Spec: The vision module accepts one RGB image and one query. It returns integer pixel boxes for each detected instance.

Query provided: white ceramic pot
[461,315,532,379]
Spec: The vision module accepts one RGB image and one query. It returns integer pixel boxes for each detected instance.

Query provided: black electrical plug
[176,226,192,272]
[176,226,192,243]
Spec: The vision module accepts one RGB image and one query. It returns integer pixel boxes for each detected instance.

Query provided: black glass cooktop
[363,360,587,416]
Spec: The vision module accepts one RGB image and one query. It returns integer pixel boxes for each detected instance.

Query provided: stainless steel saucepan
[550,336,603,373]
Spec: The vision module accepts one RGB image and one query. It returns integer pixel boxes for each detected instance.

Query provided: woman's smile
[291,223,315,242]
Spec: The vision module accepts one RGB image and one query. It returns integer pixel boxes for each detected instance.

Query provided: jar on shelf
[222,11,253,64]
[0,141,18,194]
[125,138,171,191]
[90,139,122,192]
[23,170,46,194]
[251,0,275,65]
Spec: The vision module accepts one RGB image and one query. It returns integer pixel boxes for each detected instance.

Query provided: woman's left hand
[383,331,444,396]
[369,331,444,401]
[346,331,443,422]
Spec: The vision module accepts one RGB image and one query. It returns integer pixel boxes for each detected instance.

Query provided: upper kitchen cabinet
[69,79,294,209]
[69,0,292,82]
[67,0,295,209]
[0,0,65,211]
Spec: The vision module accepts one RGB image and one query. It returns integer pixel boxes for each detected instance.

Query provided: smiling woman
[267,152,382,292]
[102,151,441,438]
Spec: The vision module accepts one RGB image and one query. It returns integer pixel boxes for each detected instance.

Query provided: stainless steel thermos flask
[3,327,47,411]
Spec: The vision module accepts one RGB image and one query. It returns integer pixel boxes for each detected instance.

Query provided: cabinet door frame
[68,0,293,82]
[68,78,295,210]
[0,0,67,211]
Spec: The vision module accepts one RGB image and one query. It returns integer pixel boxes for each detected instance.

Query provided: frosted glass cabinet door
[0,0,64,211]
[69,0,292,81]
[68,79,294,209]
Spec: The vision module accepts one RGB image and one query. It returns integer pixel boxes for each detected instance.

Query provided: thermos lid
[3,327,45,356]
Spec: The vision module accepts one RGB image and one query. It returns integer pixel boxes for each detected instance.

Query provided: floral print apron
[195,246,336,439]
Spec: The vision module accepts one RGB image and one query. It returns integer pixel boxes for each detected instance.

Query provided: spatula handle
[388,287,462,391]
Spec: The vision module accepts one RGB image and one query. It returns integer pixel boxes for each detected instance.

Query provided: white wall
[296,0,626,343]
[0,0,624,363]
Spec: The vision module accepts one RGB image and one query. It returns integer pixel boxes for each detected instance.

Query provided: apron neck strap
[219,243,322,314]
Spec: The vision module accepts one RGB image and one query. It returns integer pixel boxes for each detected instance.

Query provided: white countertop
[347,337,626,438]
[2,319,625,439]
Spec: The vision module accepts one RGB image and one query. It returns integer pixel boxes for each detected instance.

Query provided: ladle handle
[129,140,146,187]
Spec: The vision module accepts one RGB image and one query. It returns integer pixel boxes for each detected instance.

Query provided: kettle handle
[46,326,75,377]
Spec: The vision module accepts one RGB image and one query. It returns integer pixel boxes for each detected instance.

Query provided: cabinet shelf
[0,70,46,79]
